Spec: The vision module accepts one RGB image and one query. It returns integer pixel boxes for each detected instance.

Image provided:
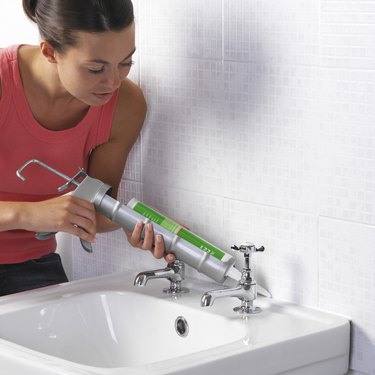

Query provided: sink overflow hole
[175,316,189,337]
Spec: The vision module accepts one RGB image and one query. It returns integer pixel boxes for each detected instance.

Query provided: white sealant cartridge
[126,198,242,283]
[96,193,241,283]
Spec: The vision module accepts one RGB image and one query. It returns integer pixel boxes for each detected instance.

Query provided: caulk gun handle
[35,231,93,253]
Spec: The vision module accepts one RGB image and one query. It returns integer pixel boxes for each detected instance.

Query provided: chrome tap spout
[200,281,258,313]
[134,267,182,287]
[201,284,256,307]
[134,260,189,294]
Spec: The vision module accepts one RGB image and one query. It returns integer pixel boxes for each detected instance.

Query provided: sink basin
[0,271,350,375]
[0,290,245,368]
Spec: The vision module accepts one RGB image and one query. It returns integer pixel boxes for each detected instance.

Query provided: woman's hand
[124,222,176,262]
[19,195,97,243]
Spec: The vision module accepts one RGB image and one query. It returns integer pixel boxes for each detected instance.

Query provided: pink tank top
[0,45,119,263]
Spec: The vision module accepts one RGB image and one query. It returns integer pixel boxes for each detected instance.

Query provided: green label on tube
[132,201,226,260]
[177,228,225,260]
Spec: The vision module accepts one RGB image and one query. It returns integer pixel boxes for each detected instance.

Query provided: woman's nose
[103,67,122,87]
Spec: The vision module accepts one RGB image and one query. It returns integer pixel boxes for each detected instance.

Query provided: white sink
[0,271,350,375]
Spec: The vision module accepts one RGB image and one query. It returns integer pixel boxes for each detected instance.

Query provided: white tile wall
[222,62,320,213]
[321,0,375,69]
[139,0,222,60]
[318,68,375,225]
[63,0,375,373]
[140,56,226,196]
[122,137,142,181]
[224,0,319,66]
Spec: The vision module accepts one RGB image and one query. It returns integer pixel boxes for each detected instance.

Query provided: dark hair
[22,0,134,53]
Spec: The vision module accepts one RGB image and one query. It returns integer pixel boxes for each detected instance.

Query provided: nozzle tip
[226,266,242,282]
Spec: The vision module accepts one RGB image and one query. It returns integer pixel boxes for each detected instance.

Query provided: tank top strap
[0,45,19,129]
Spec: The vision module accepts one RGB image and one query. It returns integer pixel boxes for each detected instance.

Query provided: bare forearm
[0,201,25,231]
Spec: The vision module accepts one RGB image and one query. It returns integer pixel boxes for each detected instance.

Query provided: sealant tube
[94,193,241,283]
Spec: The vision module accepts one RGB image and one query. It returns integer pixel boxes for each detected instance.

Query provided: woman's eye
[120,60,135,68]
[88,67,105,74]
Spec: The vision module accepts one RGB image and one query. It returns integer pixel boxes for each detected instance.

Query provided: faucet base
[163,287,190,295]
[233,306,261,314]
[163,280,189,294]
[234,300,261,315]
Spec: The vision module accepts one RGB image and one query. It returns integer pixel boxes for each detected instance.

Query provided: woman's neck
[18,45,89,131]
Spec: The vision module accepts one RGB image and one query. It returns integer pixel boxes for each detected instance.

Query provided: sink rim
[0,270,350,375]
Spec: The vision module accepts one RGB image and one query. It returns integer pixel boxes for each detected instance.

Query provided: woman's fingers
[23,195,97,243]
[126,221,145,247]
[124,222,175,262]
[142,223,155,250]
[152,234,164,259]
[60,197,97,241]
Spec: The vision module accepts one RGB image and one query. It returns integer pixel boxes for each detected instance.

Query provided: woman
[0,0,171,296]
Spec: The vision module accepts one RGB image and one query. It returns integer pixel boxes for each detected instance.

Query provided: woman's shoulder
[109,78,147,140]
[115,78,147,122]
[119,78,146,111]
[0,45,30,101]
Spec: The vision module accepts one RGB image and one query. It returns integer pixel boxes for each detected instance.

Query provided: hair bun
[22,0,38,22]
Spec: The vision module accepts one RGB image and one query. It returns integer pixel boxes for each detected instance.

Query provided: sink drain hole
[175,316,189,337]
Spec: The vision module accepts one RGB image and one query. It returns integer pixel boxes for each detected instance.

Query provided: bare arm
[87,78,147,232]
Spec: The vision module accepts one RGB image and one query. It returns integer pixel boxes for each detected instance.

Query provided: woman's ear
[40,40,57,63]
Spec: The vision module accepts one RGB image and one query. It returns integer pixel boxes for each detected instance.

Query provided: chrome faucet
[134,260,189,294]
[201,243,265,314]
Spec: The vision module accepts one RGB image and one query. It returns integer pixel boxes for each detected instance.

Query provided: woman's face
[54,23,136,106]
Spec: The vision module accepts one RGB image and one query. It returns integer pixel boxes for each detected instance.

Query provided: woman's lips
[93,91,114,101]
